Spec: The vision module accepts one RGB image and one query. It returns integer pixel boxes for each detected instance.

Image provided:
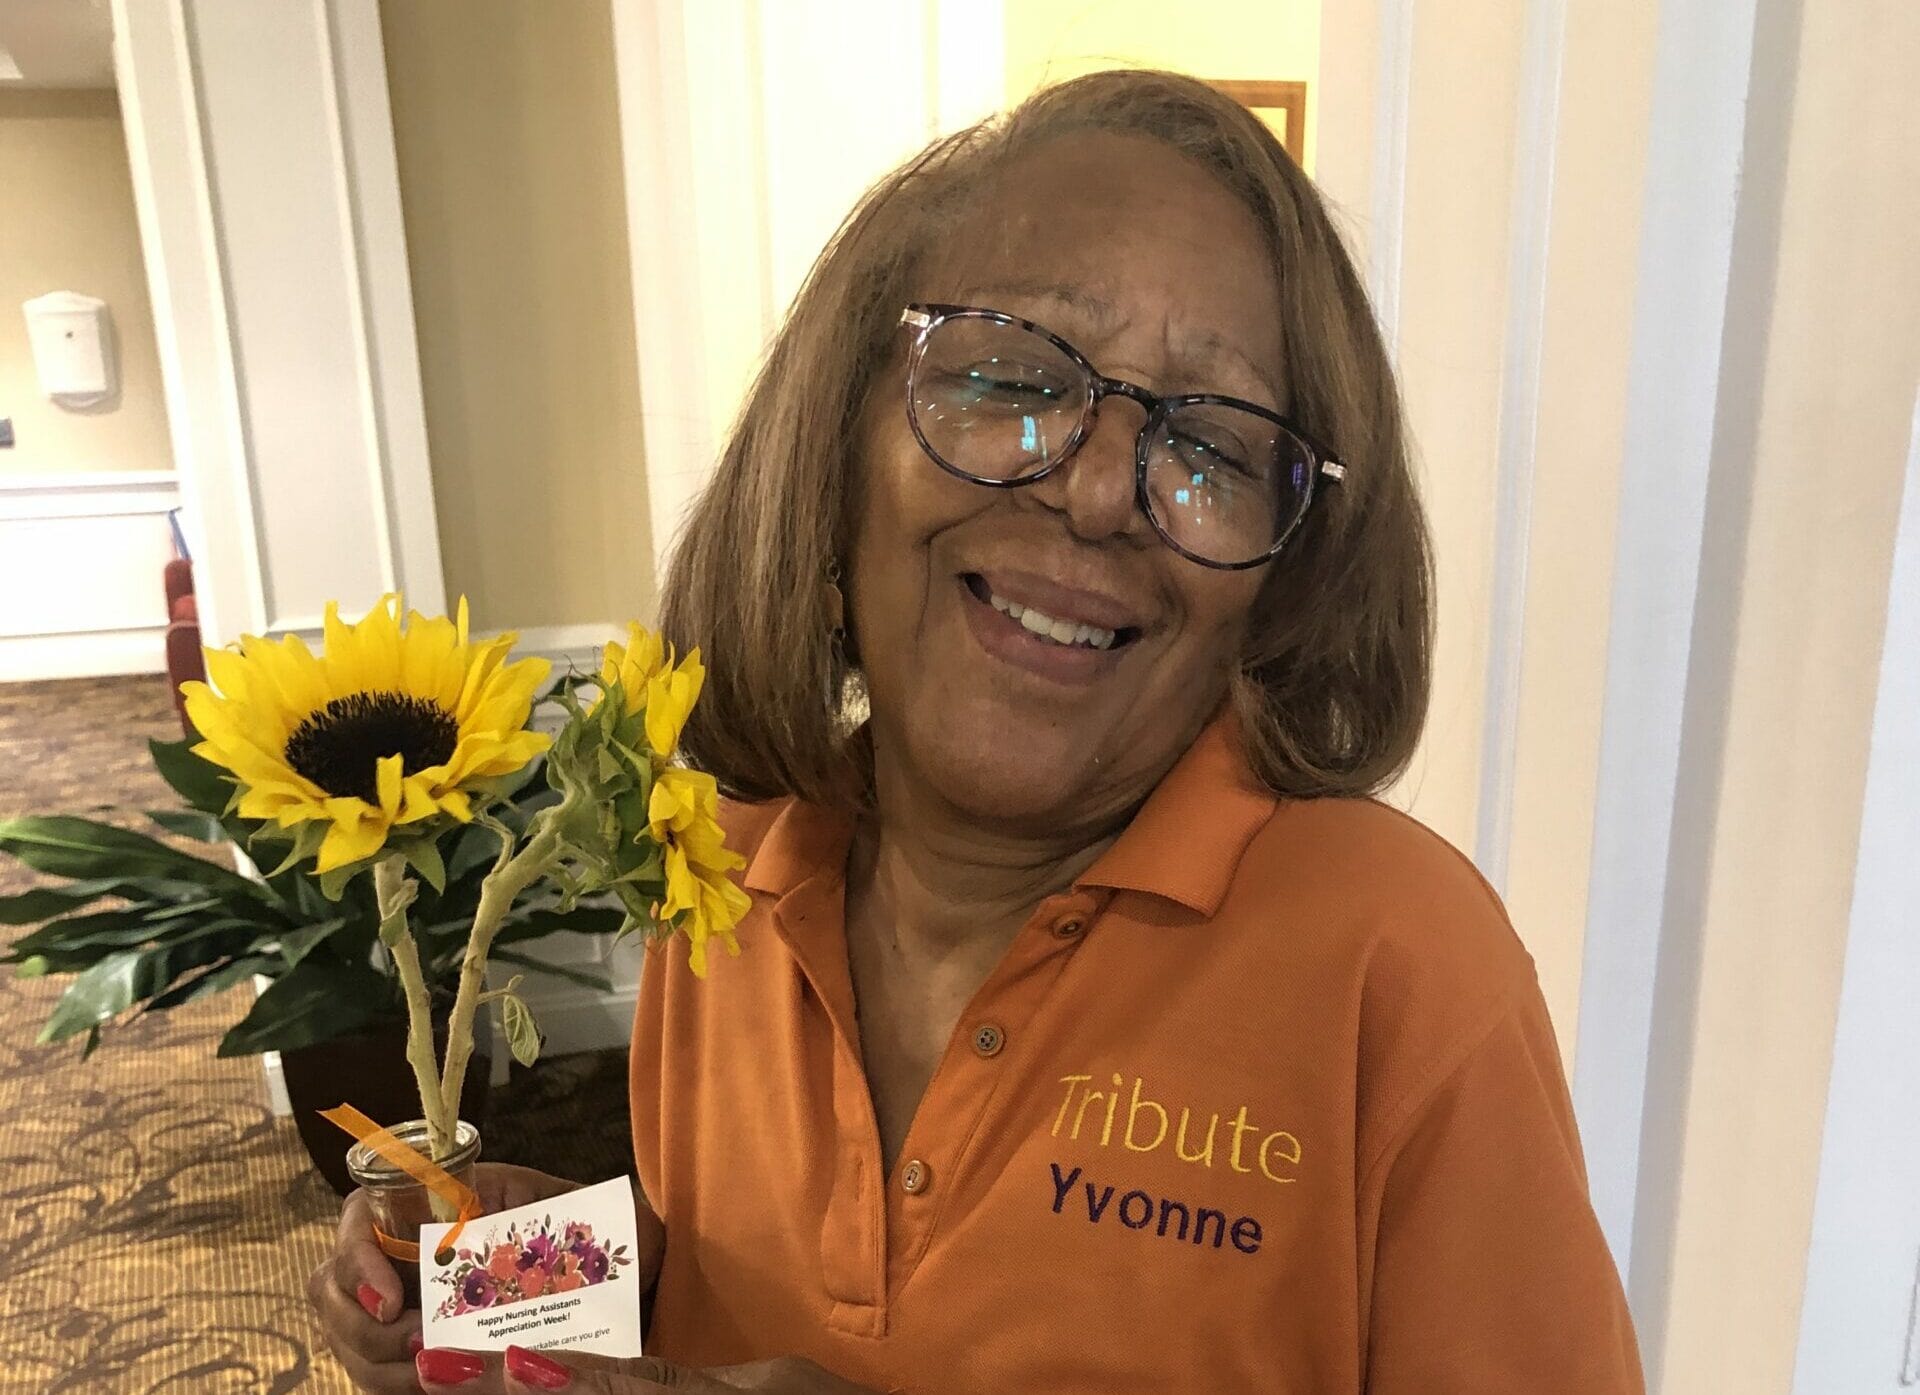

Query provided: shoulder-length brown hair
[660,69,1432,808]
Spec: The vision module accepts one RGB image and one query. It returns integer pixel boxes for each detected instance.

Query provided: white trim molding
[1473,0,1569,892]
[1790,392,1920,1393]
[1365,0,1416,349]
[511,622,620,697]
[0,472,184,681]
[1572,2,1802,1372]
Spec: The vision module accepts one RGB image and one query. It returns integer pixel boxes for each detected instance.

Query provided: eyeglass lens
[909,313,1312,566]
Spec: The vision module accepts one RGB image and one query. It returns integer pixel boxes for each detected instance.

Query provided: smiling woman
[317,70,1642,1395]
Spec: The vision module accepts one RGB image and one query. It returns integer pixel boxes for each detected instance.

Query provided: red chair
[163,557,205,739]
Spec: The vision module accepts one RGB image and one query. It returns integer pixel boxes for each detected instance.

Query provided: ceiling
[0,0,114,90]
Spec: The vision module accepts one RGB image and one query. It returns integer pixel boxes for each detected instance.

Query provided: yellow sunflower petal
[644,648,705,758]
[314,799,389,872]
[682,862,749,978]
[376,754,404,819]
[648,767,717,841]
[202,648,257,706]
[397,775,442,825]
[660,843,698,920]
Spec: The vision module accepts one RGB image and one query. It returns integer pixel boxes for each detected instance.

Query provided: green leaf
[146,808,231,844]
[16,955,49,978]
[36,950,146,1044]
[274,917,348,969]
[140,953,278,1013]
[215,958,394,1057]
[498,991,542,1067]
[257,820,328,879]
[445,823,503,884]
[148,738,236,816]
[490,947,612,994]
[316,861,363,903]
[10,906,193,955]
[403,838,447,895]
[0,880,158,925]
[0,816,265,899]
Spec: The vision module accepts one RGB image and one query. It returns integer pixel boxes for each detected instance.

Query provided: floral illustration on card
[431,1213,633,1317]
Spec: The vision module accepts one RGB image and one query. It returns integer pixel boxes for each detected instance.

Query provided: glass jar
[346,1119,482,1309]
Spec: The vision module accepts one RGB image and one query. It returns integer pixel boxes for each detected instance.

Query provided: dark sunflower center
[284,691,459,802]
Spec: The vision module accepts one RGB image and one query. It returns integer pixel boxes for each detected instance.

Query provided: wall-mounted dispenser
[22,291,116,409]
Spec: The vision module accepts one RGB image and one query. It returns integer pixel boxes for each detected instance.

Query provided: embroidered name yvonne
[1048,1162,1265,1254]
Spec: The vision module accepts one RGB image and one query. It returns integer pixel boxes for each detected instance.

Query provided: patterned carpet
[0,675,634,1394]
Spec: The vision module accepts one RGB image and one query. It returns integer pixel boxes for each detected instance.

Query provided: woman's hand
[309,1164,665,1394]
[412,1347,885,1394]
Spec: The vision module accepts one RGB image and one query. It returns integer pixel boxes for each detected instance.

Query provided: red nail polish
[416,1347,486,1385]
[506,1344,573,1390]
[408,1329,425,1355]
[355,1283,384,1320]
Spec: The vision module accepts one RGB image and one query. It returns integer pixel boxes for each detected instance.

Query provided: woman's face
[849,131,1283,832]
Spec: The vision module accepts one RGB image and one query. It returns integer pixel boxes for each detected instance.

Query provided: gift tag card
[419,1176,644,1358]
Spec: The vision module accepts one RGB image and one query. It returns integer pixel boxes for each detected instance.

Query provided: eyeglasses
[899,304,1345,570]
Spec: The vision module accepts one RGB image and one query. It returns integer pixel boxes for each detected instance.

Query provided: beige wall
[0,90,172,477]
[1004,0,1320,171]
[379,0,654,635]
[1657,0,1920,1387]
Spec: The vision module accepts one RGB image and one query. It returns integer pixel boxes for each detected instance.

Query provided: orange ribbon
[321,1104,482,1261]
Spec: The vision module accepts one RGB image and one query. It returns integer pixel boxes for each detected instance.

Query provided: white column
[113,0,443,648]
[1790,394,1920,1393]
[1570,0,1765,1300]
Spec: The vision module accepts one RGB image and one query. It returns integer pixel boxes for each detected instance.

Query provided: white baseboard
[0,472,182,682]
[0,626,171,681]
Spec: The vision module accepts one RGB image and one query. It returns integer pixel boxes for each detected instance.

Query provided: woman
[314,71,1643,1394]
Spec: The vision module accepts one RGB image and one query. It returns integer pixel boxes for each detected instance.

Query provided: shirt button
[901,1159,932,1195]
[971,1023,1005,1058]
[1052,915,1087,938]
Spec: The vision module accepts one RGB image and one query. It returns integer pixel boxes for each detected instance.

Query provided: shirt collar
[1074,711,1277,916]
[743,796,851,899]
[742,711,1276,917]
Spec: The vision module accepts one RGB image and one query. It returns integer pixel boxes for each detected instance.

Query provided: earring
[824,567,869,733]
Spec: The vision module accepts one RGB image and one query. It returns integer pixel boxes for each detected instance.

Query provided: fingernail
[408,1329,425,1355]
[506,1344,573,1390]
[416,1348,486,1386]
[355,1283,384,1320]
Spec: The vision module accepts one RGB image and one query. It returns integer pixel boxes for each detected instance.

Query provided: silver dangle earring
[824,565,869,734]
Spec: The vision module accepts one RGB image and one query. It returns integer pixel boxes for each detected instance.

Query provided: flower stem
[374,856,457,1222]
[436,805,571,1131]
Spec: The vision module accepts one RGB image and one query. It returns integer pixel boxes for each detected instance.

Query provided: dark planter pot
[280,1015,491,1197]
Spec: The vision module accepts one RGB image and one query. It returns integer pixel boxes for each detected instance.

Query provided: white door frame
[1790,391,1920,1392]
[608,0,1005,586]
[112,0,444,648]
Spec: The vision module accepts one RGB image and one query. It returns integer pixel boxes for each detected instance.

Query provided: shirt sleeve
[1359,980,1645,1394]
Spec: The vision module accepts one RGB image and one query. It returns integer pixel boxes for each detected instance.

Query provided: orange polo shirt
[629,719,1644,1393]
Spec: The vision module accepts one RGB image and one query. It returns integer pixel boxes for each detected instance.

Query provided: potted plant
[0,739,621,1192]
[0,598,748,1234]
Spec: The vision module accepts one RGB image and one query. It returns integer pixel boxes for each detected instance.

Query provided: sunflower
[598,623,706,757]
[646,766,750,976]
[181,596,551,874]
